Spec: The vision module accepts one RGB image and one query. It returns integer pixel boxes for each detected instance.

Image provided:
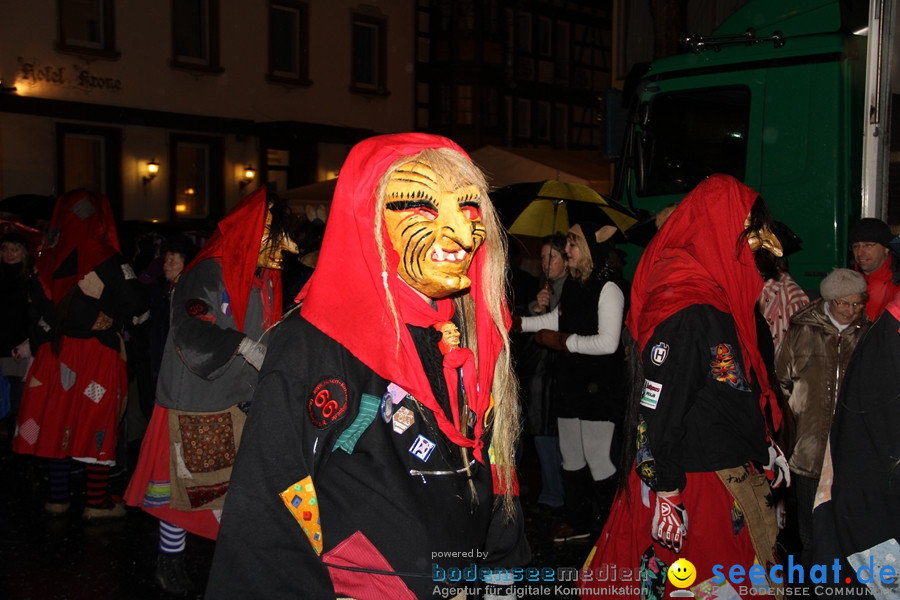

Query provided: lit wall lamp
[143,159,160,185]
[240,164,256,189]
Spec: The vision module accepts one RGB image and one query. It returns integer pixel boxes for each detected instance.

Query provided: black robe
[812,306,900,595]
[207,313,530,599]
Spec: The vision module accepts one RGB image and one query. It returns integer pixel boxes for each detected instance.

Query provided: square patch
[640,379,662,410]
[408,434,436,462]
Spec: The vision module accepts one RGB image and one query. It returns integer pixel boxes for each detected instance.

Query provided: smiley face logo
[667,558,697,589]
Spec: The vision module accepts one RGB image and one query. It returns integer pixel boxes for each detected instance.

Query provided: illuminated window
[170,135,224,221]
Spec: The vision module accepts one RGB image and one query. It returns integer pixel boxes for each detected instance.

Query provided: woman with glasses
[775,268,869,568]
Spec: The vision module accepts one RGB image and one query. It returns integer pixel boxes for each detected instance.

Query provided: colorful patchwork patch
[83,380,106,403]
[280,476,323,555]
[185,299,208,317]
[639,379,662,410]
[59,363,76,391]
[16,418,39,446]
[186,481,230,509]
[177,412,237,473]
[71,197,96,219]
[221,290,232,317]
[731,499,745,535]
[91,311,113,331]
[408,434,436,462]
[635,416,656,487]
[332,393,380,454]
[307,378,349,428]
[385,382,409,404]
[392,406,415,434]
[649,342,669,366]
[143,480,172,508]
[708,343,751,391]
[638,545,668,600]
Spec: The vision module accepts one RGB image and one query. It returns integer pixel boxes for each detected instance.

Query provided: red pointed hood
[37,189,120,302]
[184,187,281,332]
[626,173,779,429]
[300,133,506,455]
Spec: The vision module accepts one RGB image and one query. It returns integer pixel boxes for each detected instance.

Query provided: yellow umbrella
[493,180,638,240]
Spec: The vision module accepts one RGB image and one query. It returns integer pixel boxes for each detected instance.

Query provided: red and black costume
[208,134,530,599]
[582,174,781,599]
[14,189,145,464]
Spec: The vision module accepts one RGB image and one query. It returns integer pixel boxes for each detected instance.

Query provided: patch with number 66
[308,378,349,428]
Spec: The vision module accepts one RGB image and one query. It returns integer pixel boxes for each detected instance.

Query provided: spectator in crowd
[757,222,809,350]
[811,297,900,598]
[849,217,900,321]
[516,222,628,543]
[0,231,34,449]
[514,233,568,514]
[775,268,869,568]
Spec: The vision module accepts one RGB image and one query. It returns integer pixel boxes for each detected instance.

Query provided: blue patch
[381,393,393,423]
[408,434,437,462]
[221,289,232,316]
[650,342,669,366]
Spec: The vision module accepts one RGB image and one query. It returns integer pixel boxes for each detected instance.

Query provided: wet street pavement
[0,435,590,600]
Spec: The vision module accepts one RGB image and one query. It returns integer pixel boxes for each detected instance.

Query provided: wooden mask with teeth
[382,157,486,298]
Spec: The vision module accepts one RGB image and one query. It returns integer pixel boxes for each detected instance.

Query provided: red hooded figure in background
[124,188,297,594]
[581,174,789,600]
[14,189,146,519]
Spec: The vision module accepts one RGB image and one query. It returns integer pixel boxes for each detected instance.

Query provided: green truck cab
[614,0,887,290]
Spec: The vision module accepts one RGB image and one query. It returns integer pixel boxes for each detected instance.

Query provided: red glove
[652,491,688,553]
[765,438,791,489]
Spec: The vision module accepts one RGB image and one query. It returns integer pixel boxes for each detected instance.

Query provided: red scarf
[626,174,781,430]
[184,187,283,333]
[299,133,505,461]
[37,189,120,302]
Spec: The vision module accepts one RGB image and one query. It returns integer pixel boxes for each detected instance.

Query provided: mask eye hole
[460,204,480,220]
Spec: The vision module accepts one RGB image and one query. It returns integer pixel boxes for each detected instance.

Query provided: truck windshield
[638,87,751,197]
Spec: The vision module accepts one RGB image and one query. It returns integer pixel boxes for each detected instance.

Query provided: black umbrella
[0,193,57,223]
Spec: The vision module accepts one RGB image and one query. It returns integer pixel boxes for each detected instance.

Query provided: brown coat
[775,298,869,478]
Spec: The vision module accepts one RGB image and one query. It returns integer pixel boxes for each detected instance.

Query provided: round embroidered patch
[308,378,349,428]
[186,299,208,317]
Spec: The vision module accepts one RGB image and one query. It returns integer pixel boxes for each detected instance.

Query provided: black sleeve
[95,255,149,321]
[639,310,708,492]
[26,276,54,351]
[168,260,246,380]
[208,317,336,599]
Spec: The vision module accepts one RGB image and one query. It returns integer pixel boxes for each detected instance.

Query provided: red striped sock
[85,464,111,509]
